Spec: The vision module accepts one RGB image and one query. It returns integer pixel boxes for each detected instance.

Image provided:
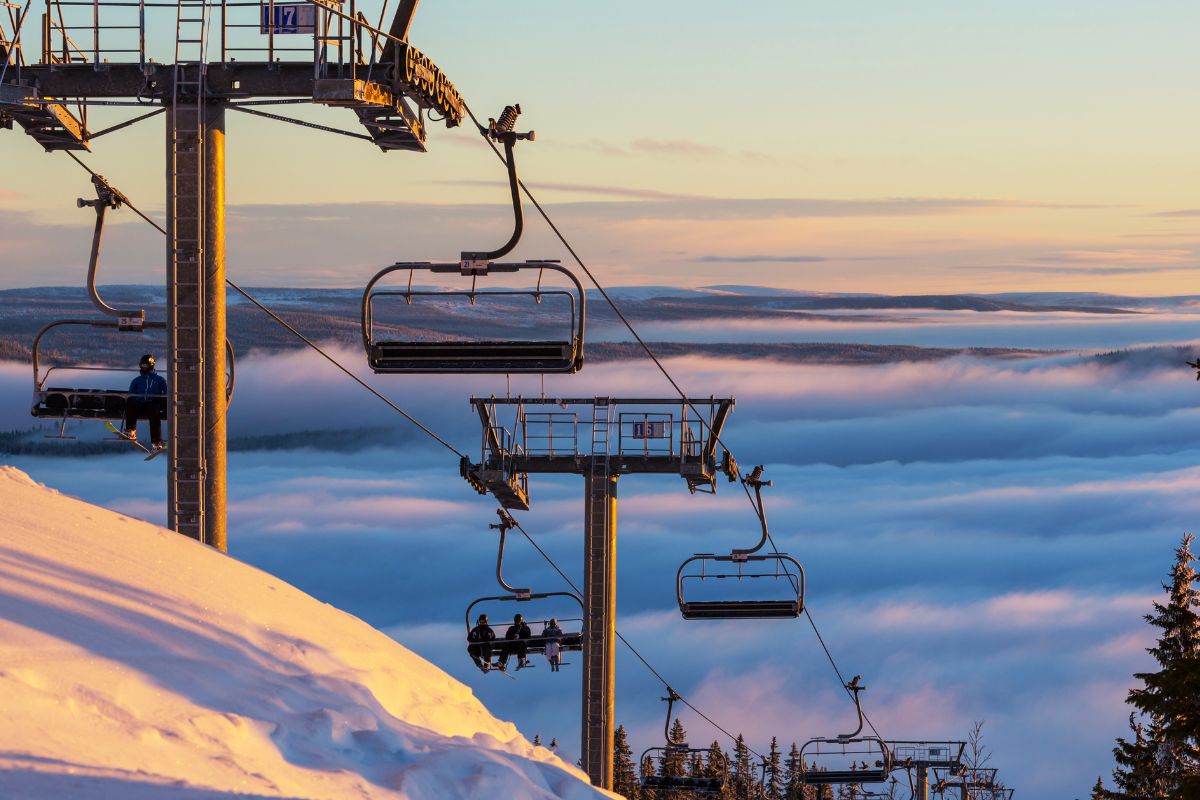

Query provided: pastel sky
[4,0,1200,292]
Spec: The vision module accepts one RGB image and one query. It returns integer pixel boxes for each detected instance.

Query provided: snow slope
[0,466,616,800]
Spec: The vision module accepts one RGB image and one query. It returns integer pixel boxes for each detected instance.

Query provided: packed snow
[0,466,616,800]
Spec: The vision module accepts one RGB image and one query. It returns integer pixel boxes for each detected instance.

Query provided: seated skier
[122,354,167,454]
[467,613,496,672]
[463,618,492,671]
[498,612,531,670]
[543,618,563,672]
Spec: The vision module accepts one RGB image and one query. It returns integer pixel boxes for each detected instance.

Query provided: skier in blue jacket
[123,354,167,452]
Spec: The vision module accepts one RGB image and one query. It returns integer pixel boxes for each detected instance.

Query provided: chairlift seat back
[362,261,586,374]
[369,339,578,374]
[799,736,892,785]
[678,598,803,620]
[676,552,805,621]
[32,389,166,421]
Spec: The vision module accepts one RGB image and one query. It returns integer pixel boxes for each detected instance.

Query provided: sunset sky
[4,4,1200,798]
[4,0,1199,293]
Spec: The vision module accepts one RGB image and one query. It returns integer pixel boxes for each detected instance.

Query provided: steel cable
[57,135,874,760]
[461,101,884,742]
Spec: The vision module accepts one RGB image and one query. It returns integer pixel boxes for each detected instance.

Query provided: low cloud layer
[3,317,1196,798]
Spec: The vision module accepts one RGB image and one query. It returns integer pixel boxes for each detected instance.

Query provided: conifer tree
[613,725,641,800]
[1090,776,1106,800]
[1127,533,1200,797]
[703,740,729,799]
[765,737,784,800]
[731,735,755,800]
[783,743,804,800]
[1111,713,1168,799]
[662,717,690,787]
[533,734,541,747]
[641,754,658,800]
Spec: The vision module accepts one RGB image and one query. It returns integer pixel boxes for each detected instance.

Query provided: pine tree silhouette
[1111,713,1168,799]
[765,736,783,800]
[613,725,641,800]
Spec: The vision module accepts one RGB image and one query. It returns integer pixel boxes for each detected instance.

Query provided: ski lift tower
[463,395,736,789]
[888,740,967,800]
[1,0,461,549]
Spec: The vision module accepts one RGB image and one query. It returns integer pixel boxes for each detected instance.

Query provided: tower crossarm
[1,0,461,152]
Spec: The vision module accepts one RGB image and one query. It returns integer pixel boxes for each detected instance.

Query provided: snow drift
[0,466,615,800]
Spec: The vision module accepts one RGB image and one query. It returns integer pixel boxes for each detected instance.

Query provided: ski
[104,421,150,454]
[479,664,515,680]
[143,445,167,462]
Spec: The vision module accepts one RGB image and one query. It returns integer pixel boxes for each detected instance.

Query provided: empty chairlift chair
[361,104,586,374]
[640,688,728,796]
[676,466,805,620]
[800,677,893,785]
[464,510,585,673]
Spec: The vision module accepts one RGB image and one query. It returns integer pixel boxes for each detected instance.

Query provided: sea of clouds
[4,312,1200,798]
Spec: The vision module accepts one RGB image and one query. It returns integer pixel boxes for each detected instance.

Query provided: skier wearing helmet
[122,354,167,453]
[467,613,496,672]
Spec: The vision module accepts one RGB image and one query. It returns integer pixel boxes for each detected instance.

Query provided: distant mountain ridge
[0,284,1149,368]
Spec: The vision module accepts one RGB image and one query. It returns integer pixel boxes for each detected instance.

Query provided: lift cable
[65,152,168,235]
[56,146,868,761]
[227,104,374,142]
[461,101,884,739]
[806,606,884,741]
[461,102,773,533]
[224,279,466,458]
[59,153,465,459]
[505,514,768,761]
[85,108,167,141]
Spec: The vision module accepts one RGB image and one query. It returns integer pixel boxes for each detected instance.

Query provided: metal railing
[521,411,578,458]
[23,0,381,72]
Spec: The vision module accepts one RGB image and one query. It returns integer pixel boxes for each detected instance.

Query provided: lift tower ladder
[583,398,614,782]
[3,0,464,551]
[166,0,211,541]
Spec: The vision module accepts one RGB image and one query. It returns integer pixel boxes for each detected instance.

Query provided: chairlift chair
[362,104,586,374]
[676,467,805,620]
[29,176,235,435]
[31,319,236,429]
[800,678,893,785]
[464,510,585,671]
[639,688,728,796]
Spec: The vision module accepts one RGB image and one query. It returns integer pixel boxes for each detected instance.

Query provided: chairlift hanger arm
[460,104,534,266]
[661,687,681,742]
[838,675,866,740]
[75,174,145,326]
[731,467,772,557]
[491,508,531,596]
